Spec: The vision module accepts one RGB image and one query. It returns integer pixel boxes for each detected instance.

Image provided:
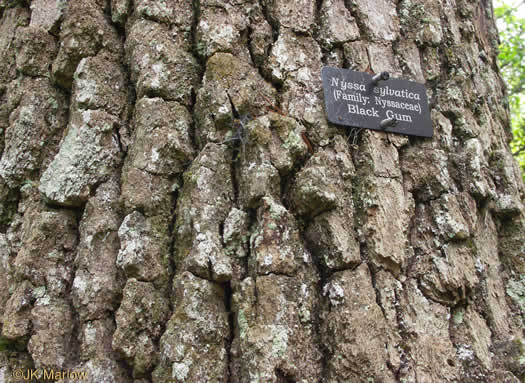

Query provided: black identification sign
[322,66,433,137]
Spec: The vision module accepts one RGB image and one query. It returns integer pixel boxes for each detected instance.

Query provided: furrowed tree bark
[0,0,524,382]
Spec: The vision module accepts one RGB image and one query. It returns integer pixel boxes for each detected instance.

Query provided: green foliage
[495,1,525,180]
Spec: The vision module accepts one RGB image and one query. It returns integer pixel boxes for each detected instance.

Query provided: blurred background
[494,0,525,180]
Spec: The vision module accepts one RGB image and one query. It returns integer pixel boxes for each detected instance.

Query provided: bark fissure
[224,280,234,383]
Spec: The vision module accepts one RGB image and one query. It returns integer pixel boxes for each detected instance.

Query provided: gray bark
[0,0,524,382]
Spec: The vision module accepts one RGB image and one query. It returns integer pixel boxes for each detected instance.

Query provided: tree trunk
[0,0,523,381]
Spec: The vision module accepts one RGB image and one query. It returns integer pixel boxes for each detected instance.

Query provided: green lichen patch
[194,52,276,146]
[126,19,200,106]
[38,110,122,207]
[506,277,525,316]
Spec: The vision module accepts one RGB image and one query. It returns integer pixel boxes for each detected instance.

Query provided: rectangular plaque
[322,66,433,137]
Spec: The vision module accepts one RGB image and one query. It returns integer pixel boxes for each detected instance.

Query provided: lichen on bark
[0,0,524,382]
